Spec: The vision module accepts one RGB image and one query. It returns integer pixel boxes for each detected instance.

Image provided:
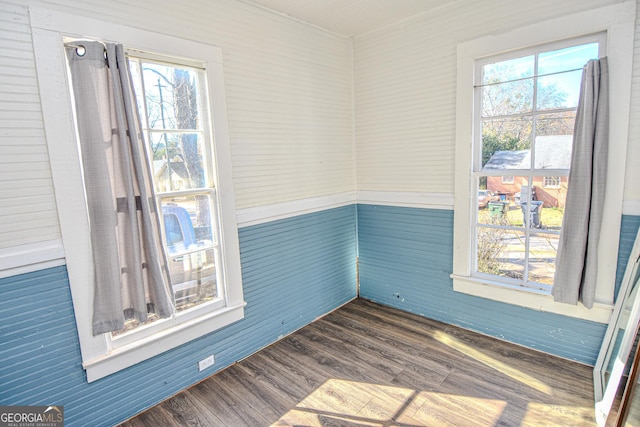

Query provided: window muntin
[473,38,600,290]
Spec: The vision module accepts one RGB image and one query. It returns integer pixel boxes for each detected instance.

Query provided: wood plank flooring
[119,299,597,426]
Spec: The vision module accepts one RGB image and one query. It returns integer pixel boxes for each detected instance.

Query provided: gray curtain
[66,41,174,335]
[552,58,609,308]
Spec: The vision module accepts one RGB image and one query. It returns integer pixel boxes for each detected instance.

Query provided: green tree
[480,64,570,170]
[173,69,203,188]
[482,132,528,167]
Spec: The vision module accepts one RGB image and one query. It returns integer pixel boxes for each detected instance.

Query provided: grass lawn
[479,205,564,230]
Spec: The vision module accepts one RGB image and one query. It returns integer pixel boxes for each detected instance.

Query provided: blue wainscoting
[0,205,357,427]
[356,204,634,365]
[1,201,636,425]
[614,214,640,299]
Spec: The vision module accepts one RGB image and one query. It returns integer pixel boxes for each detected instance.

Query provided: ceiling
[243,0,454,37]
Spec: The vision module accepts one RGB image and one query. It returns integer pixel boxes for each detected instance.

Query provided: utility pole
[156,78,172,191]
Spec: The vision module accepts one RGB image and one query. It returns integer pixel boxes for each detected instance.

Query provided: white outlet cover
[198,355,215,371]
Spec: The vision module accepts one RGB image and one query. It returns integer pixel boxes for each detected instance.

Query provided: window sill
[451,274,612,323]
[83,302,246,382]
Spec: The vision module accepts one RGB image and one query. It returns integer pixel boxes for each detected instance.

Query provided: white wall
[0,0,355,251]
[0,2,59,249]
[625,0,640,206]
[353,0,638,209]
[2,0,638,253]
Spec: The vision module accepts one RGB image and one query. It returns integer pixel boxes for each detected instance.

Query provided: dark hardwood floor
[119,299,597,426]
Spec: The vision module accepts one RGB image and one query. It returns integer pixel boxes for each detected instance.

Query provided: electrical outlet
[198,354,215,371]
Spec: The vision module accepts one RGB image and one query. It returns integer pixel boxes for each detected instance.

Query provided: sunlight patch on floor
[433,330,553,395]
[396,390,507,426]
[271,377,595,426]
[520,402,594,426]
[272,378,506,426]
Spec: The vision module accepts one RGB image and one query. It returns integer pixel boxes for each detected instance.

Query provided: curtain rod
[474,66,586,88]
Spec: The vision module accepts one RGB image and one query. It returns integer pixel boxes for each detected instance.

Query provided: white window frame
[125,53,226,324]
[452,1,635,323]
[475,34,602,293]
[30,8,245,382]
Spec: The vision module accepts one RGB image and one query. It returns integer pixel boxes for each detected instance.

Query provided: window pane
[528,232,559,285]
[482,117,531,169]
[483,55,534,84]
[482,78,533,116]
[169,248,218,312]
[533,175,566,231]
[149,132,206,192]
[477,188,501,225]
[536,112,575,138]
[128,59,147,125]
[533,133,572,171]
[161,195,218,312]
[538,43,599,75]
[161,195,214,253]
[536,69,583,110]
[478,176,526,228]
[477,227,525,280]
[140,62,200,131]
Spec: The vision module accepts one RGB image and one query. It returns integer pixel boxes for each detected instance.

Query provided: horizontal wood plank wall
[0,0,354,252]
[0,2,60,249]
[353,0,623,195]
[0,206,357,427]
[356,204,609,365]
[615,215,640,299]
[625,0,640,202]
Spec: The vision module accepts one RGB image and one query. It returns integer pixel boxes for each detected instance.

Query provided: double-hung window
[107,54,231,344]
[452,2,635,321]
[31,9,245,381]
[128,56,222,317]
[474,36,602,289]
